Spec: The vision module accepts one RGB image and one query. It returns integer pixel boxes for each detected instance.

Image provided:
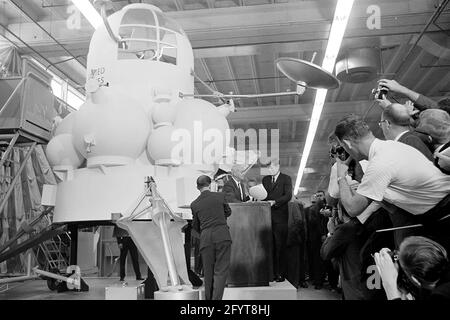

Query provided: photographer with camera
[326,134,393,299]
[379,103,434,162]
[333,114,450,253]
[376,79,450,115]
[374,236,450,300]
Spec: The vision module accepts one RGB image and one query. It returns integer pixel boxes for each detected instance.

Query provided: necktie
[239,182,244,201]
[272,176,276,184]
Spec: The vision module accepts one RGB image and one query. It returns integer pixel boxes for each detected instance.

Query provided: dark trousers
[307,238,325,285]
[388,194,450,252]
[194,238,203,275]
[272,222,288,278]
[420,194,450,253]
[325,260,339,288]
[286,243,307,287]
[389,207,421,249]
[144,267,159,299]
[118,236,141,280]
[201,240,231,300]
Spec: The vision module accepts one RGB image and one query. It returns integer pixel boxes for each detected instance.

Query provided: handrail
[99,1,122,44]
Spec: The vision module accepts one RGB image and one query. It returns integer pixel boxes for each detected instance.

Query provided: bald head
[382,103,411,127]
[197,175,211,191]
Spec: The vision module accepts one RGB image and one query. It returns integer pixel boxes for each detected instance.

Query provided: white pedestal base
[198,281,297,300]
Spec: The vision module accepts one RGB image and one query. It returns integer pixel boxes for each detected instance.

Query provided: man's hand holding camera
[374,248,402,300]
[327,216,338,235]
[336,157,350,181]
[320,206,333,218]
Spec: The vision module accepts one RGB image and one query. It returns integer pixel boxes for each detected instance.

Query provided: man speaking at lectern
[223,165,250,203]
[262,158,293,282]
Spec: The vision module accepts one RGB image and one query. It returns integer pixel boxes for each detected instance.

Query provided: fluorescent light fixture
[294,0,354,195]
[71,0,103,29]
[303,167,316,174]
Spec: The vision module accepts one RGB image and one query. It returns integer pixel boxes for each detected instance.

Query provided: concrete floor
[0,277,341,300]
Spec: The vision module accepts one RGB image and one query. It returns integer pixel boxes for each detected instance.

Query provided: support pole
[68,224,78,265]
[33,268,79,287]
[157,213,180,288]
[0,275,39,284]
[0,132,20,168]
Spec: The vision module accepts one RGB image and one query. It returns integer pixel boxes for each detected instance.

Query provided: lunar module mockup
[44,2,339,299]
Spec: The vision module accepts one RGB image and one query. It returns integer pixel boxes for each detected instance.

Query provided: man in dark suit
[380,103,434,161]
[262,158,292,282]
[190,175,232,300]
[223,165,250,203]
[113,225,144,282]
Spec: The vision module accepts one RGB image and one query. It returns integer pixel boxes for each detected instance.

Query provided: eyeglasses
[378,119,389,127]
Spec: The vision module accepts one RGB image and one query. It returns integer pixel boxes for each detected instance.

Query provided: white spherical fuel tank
[173,99,230,165]
[147,124,180,164]
[46,134,84,169]
[152,102,177,125]
[72,88,151,167]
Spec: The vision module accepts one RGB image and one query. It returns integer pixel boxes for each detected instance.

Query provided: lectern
[227,202,273,287]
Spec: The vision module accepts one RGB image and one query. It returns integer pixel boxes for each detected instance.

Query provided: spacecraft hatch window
[154,12,184,36]
[117,9,180,64]
[121,9,156,26]
[118,26,158,60]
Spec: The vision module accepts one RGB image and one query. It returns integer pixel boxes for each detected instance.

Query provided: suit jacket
[414,94,438,111]
[305,203,328,244]
[262,173,292,224]
[223,177,250,203]
[398,131,434,162]
[190,191,232,250]
[287,202,307,247]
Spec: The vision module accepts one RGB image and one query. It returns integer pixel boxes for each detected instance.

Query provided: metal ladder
[35,215,69,272]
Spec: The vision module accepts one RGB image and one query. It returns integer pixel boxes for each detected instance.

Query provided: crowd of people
[307,79,450,300]
[189,79,450,301]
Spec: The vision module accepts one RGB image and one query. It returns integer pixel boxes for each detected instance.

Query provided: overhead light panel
[71,0,103,29]
[294,0,355,195]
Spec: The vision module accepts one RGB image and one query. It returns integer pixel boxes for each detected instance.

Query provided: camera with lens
[330,145,350,161]
[372,86,389,100]
[387,249,399,262]
[320,205,334,217]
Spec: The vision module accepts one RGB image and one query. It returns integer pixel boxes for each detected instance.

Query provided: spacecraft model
[45,3,233,299]
[44,2,339,299]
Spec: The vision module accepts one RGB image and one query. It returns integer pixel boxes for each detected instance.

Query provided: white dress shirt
[357,139,450,215]
[232,176,244,201]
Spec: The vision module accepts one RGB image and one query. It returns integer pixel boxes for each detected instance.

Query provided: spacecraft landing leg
[115,177,199,300]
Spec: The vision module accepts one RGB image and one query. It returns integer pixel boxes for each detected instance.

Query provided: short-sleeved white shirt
[357,139,450,215]
[328,160,368,199]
